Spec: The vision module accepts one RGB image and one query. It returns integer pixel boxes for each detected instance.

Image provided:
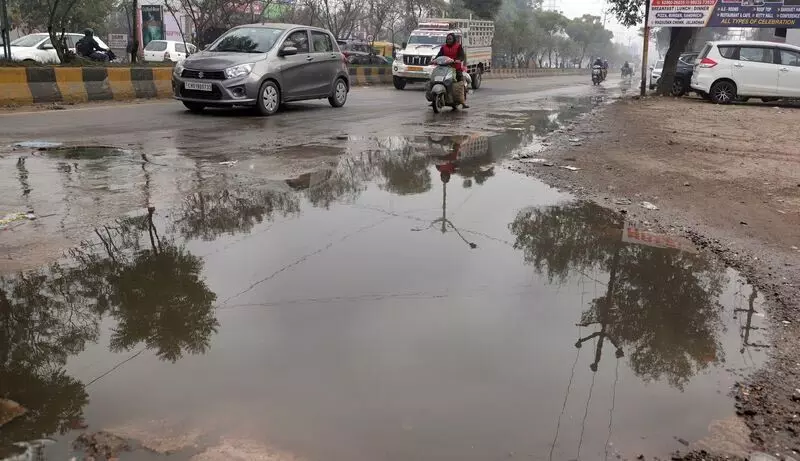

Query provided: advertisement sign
[622,224,697,253]
[141,5,164,47]
[648,0,800,28]
[108,33,128,48]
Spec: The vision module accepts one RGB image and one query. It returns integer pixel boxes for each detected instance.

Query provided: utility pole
[639,0,651,97]
[0,0,11,61]
[131,0,139,63]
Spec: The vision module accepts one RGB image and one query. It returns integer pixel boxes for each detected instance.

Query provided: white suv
[692,40,800,104]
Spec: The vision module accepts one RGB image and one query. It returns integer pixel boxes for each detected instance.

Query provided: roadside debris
[560,165,581,171]
[218,161,238,167]
[73,431,131,459]
[615,198,633,206]
[640,201,659,211]
[520,158,548,164]
[0,398,27,427]
[0,212,36,229]
[14,141,63,149]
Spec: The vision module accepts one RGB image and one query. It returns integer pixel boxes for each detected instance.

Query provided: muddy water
[0,100,768,461]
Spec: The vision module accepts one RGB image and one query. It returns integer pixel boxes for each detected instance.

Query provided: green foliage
[10,0,116,36]
[462,0,503,19]
[607,0,646,27]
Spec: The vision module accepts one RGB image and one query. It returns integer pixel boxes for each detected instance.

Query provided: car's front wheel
[257,80,281,116]
[328,78,348,108]
[710,80,736,104]
[183,102,205,113]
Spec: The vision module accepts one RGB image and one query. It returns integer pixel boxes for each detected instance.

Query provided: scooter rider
[76,29,109,62]
[435,33,469,109]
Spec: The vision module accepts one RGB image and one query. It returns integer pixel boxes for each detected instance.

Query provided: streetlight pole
[639,0,651,97]
[0,0,12,60]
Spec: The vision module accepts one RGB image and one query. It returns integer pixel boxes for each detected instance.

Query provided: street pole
[0,0,11,61]
[131,0,139,63]
[639,0,651,97]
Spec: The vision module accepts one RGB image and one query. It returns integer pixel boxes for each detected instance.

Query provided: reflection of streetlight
[411,142,477,249]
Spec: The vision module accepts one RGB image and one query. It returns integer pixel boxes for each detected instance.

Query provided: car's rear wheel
[710,80,736,104]
[183,102,205,113]
[257,80,281,116]
[432,93,445,113]
[671,78,686,97]
[393,76,406,90]
[328,78,348,108]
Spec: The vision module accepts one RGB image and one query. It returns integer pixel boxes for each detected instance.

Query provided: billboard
[648,0,800,28]
[141,5,164,47]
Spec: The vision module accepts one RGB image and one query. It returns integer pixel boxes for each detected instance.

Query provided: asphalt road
[0,75,606,150]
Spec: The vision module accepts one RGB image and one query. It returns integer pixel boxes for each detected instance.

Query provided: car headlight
[173,61,184,77]
[225,63,254,79]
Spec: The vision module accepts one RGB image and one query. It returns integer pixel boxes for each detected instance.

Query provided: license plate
[185,81,212,91]
[434,76,444,82]
[408,66,423,72]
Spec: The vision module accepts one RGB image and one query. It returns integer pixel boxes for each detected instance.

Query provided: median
[0,65,588,107]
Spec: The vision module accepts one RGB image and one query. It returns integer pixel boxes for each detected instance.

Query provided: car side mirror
[402,42,407,49]
[280,46,298,57]
[41,43,54,50]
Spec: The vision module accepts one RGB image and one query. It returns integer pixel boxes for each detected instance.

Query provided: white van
[691,40,800,103]
[6,33,110,63]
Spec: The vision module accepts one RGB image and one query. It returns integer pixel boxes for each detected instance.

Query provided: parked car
[173,23,350,116]
[649,52,698,96]
[347,52,390,65]
[692,40,800,104]
[6,33,110,63]
[144,40,197,62]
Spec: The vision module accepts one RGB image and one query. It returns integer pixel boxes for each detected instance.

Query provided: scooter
[591,65,603,85]
[425,56,469,113]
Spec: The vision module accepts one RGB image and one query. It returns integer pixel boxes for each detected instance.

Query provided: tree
[566,14,611,67]
[9,0,116,62]
[533,9,568,67]
[462,0,502,19]
[608,0,692,95]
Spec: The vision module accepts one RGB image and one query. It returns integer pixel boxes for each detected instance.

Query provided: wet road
[0,77,768,461]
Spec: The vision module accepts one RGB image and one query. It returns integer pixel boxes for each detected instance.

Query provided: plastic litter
[218,161,238,166]
[615,198,632,206]
[0,212,36,229]
[521,158,548,164]
[560,165,580,171]
[640,201,659,210]
[14,141,63,149]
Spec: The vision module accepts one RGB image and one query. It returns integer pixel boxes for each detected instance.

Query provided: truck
[392,17,494,91]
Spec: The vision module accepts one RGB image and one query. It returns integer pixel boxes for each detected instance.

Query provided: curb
[0,66,589,106]
[0,67,172,106]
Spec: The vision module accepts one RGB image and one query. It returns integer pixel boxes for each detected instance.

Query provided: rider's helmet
[83,28,94,37]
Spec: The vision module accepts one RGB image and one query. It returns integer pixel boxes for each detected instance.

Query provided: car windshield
[145,40,168,51]
[209,27,283,53]
[10,35,45,47]
[408,33,447,46]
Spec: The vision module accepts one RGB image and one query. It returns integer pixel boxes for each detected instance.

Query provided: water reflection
[0,210,217,457]
[510,202,727,389]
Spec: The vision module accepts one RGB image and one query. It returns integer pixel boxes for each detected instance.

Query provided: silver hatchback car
[173,23,350,115]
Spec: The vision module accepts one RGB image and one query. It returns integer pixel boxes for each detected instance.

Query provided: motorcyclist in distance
[76,29,109,62]
[435,33,469,109]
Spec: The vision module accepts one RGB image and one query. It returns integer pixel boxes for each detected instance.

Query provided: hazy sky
[557,0,638,44]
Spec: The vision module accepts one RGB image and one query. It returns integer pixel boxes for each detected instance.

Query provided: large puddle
[0,99,769,461]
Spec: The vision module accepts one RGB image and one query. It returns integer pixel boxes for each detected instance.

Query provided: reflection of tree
[0,266,96,458]
[0,209,219,454]
[214,35,258,52]
[510,202,727,389]
[174,188,300,241]
[379,150,433,195]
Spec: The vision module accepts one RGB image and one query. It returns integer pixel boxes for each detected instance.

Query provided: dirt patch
[190,438,303,461]
[510,96,800,460]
